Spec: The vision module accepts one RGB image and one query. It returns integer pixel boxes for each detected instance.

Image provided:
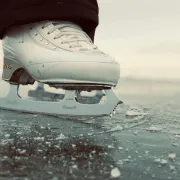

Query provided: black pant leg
[0,0,99,41]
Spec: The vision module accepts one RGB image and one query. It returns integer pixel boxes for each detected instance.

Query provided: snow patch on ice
[118,147,124,150]
[168,153,176,160]
[146,126,162,132]
[126,107,148,116]
[108,125,123,132]
[4,134,10,138]
[34,137,45,141]
[154,158,168,165]
[55,133,66,140]
[111,167,121,178]
[169,165,176,171]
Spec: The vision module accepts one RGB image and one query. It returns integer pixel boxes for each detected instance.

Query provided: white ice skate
[0,21,122,117]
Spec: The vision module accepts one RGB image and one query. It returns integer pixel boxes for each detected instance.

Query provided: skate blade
[0,83,122,117]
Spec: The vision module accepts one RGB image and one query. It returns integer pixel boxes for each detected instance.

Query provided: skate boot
[0,21,122,117]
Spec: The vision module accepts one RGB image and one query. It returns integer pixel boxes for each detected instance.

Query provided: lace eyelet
[42,26,44,29]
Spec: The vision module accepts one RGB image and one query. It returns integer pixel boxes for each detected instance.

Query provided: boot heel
[2,58,35,85]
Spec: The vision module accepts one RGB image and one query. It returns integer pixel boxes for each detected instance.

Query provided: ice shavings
[146,126,162,132]
[126,107,148,116]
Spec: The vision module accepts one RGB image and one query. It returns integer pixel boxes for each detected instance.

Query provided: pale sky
[96,0,180,79]
[0,0,180,79]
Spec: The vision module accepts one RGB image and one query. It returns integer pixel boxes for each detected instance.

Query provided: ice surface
[0,77,180,179]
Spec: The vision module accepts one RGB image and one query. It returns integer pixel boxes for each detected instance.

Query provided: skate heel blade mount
[2,58,34,85]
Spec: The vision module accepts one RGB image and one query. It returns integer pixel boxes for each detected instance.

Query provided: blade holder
[0,84,122,117]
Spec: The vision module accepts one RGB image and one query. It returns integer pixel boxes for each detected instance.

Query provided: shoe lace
[43,22,101,52]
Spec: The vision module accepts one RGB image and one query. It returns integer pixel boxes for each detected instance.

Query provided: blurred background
[96,0,180,80]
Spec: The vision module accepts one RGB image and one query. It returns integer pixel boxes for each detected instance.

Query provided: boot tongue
[52,22,94,51]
